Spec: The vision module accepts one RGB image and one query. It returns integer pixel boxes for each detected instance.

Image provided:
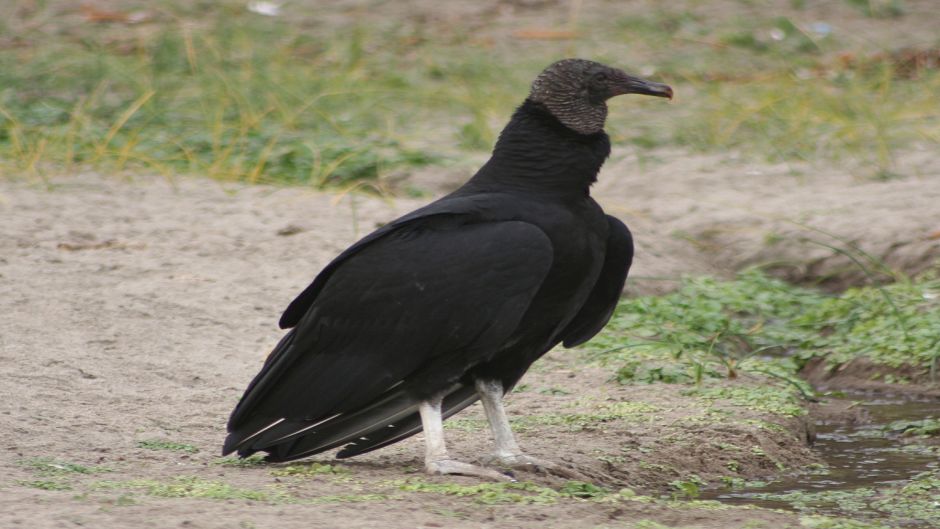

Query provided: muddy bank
[802,357,940,399]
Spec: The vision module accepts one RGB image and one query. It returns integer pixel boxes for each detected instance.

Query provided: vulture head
[529,59,673,135]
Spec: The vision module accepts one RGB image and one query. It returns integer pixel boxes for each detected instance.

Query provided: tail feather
[232,383,481,463]
[263,387,421,462]
[336,384,479,459]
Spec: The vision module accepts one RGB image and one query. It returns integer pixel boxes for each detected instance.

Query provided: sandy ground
[1,141,937,528]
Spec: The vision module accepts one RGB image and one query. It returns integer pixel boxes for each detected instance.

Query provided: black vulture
[223,59,672,479]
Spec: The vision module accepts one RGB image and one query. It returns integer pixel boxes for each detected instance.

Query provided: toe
[486,454,586,480]
[426,458,516,482]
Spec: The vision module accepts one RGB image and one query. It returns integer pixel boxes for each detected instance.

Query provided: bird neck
[468,99,611,196]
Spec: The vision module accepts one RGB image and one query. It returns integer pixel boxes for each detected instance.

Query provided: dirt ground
[1,138,937,528]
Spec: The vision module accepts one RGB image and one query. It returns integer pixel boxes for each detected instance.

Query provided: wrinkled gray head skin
[529,58,673,135]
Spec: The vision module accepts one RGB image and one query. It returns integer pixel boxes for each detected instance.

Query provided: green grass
[884,418,940,437]
[17,479,73,491]
[137,439,200,453]
[584,269,940,384]
[16,457,111,493]
[270,462,347,477]
[687,386,806,417]
[398,478,638,505]
[214,455,267,467]
[20,457,110,475]
[1,2,936,185]
[96,476,290,502]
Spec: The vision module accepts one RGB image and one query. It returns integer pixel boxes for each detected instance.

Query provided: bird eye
[593,72,608,82]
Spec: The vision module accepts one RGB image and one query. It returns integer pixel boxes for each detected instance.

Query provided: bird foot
[483,453,585,480]
[426,458,516,482]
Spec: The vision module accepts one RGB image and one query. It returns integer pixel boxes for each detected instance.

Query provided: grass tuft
[137,439,200,453]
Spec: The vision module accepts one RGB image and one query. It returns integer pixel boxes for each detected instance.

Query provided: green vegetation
[16,457,111,493]
[398,478,643,505]
[214,455,267,467]
[17,479,73,491]
[137,439,200,453]
[20,457,110,475]
[884,418,940,437]
[756,470,940,528]
[689,386,806,417]
[97,476,290,502]
[270,462,347,477]
[2,2,936,185]
[585,269,940,385]
[669,474,707,499]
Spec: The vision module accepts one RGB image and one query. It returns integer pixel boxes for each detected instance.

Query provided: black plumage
[223,59,672,477]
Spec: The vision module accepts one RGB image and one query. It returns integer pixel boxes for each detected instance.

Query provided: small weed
[558,480,608,499]
[20,457,109,475]
[538,387,571,396]
[18,479,72,491]
[399,479,620,505]
[137,439,200,453]
[689,386,806,417]
[670,474,707,500]
[270,462,347,477]
[443,417,488,432]
[116,476,290,503]
[884,418,940,437]
[399,479,561,505]
[215,455,267,467]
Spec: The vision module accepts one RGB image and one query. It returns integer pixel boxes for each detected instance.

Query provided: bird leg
[418,396,512,481]
[475,379,583,479]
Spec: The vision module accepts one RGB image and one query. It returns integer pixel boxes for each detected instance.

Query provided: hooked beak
[611,71,673,100]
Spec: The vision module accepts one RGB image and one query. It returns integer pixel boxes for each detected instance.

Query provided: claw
[484,453,587,480]
[427,458,516,481]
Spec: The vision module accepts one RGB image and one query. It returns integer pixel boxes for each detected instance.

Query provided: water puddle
[703,392,940,526]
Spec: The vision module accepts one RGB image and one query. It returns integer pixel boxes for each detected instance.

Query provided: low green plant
[398,478,640,505]
[585,269,939,386]
[670,474,707,499]
[884,418,940,437]
[116,476,290,502]
[20,457,110,475]
[214,455,267,467]
[17,479,72,491]
[137,439,199,453]
[270,462,347,477]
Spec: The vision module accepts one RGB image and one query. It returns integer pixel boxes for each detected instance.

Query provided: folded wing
[223,217,554,460]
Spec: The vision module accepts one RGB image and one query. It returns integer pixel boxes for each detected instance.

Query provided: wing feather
[559,215,633,347]
[224,218,554,457]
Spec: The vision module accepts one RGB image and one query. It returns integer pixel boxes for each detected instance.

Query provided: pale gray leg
[475,379,583,478]
[418,396,512,481]
[475,379,522,458]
